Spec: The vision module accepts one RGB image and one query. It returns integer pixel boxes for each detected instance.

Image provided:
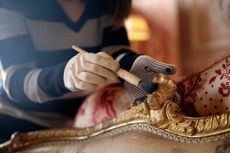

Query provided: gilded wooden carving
[0,75,230,153]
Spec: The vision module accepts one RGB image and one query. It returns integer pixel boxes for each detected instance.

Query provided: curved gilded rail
[0,76,230,152]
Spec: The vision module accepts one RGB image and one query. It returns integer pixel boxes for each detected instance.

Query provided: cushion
[74,54,230,127]
[74,84,130,127]
[177,54,230,116]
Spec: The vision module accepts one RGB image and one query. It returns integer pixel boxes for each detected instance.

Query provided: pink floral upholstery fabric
[73,84,130,127]
[74,54,230,127]
[177,54,230,116]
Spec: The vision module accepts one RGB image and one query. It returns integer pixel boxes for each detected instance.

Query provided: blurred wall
[179,0,230,75]
[129,0,230,80]
[131,0,181,80]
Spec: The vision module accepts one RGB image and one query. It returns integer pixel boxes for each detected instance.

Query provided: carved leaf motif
[195,119,205,133]
[212,116,220,131]
[219,114,228,129]
[204,117,213,132]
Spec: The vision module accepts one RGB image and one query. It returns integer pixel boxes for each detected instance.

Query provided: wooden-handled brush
[72,45,158,94]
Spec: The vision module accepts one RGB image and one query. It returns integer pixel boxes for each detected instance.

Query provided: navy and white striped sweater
[0,0,138,118]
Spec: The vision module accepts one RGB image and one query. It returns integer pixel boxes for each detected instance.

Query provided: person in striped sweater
[0,0,176,141]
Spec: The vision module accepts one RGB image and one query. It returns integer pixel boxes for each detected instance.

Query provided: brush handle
[72,46,140,85]
[71,45,158,93]
[116,69,140,87]
[72,46,86,54]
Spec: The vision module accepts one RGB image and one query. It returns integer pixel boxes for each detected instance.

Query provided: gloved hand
[124,55,176,103]
[64,52,120,92]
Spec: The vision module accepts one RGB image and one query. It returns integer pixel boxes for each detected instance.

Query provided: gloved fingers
[75,80,97,90]
[83,53,120,72]
[94,52,120,82]
[64,52,120,92]
[67,71,97,91]
[77,71,106,86]
[81,62,118,81]
[145,55,176,74]
[124,55,177,103]
[96,52,113,59]
[149,58,176,75]
[134,55,176,75]
[124,81,147,103]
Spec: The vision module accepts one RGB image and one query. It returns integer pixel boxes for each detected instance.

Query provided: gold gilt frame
[0,76,230,153]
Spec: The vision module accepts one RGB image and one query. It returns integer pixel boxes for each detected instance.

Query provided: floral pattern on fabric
[74,54,230,127]
[177,54,230,117]
[209,58,230,97]
[73,84,130,128]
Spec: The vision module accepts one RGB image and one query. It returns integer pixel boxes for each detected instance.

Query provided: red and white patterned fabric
[73,84,130,128]
[177,54,230,116]
[74,54,230,127]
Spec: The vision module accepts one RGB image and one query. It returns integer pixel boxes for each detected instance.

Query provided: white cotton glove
[125,55,176,103]
[64,52,120,92]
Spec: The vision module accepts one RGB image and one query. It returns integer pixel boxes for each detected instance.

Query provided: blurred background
[125,0,230,80]
[0,0,230,81]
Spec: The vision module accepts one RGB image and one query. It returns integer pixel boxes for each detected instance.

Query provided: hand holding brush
[71,45,159,94]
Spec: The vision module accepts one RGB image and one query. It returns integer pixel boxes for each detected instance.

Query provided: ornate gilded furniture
[1,0,230,152]
[0,73,230,153]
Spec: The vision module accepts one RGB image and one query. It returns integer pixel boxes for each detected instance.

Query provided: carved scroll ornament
[0,75,230,153]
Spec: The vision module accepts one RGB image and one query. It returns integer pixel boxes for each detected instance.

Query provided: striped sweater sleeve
[2,55,70,104]
[0,8,71,103]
